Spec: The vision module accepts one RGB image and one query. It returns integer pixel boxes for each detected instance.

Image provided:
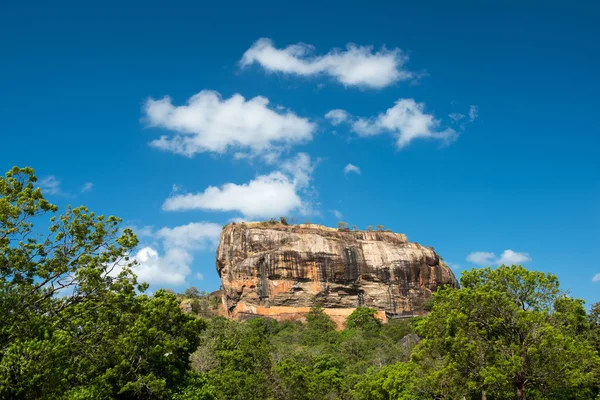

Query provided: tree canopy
[1,166,599,399]
[411,265,600,399]
[0,167,204,399]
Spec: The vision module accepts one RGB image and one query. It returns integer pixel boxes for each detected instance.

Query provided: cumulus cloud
[240,38,413,89]
[593,273,600,283]
[281,152,314,188]
[163,154,315,219]
[327,99,458,148]
[351,99,458,148]
[144,90,315,159]
[81,182,93,193]
[325,109,351,126]
[129,225,154,238]
[344,163,361,175]
[129,247,191,286]
[163,172,302,219]
[466,250,531,266]
[39,176,61,195]
[163,153,315,219]
[125,222,221,286]
[496,249,531,265]
[466,251,497,266]
[155,222,222,251]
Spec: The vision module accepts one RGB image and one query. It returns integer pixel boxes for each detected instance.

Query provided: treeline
[178,268,600,400]
[1,167,599,399]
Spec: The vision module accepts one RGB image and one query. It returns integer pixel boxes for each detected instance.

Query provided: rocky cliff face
[216,222,458,325]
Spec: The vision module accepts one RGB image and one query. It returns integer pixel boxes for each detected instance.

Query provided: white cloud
[466,251,497,266]
[156,222,222,251]
[39,176,61,195]
[81,182,93,193]
[469,105,478,121]
[467,249,531,266]
[163,153,315,219]
[449,105,478,125]
[126,222,222,286]
[144,90,315,159]
[351,99,458,148]
[447,262,461,271]
[130,247,191,286]
[496,249,531,265]
[163,172,303,219]
[593,273,600,283]
[128,225,155,238]
[281,152,314,188]
[325,109,351,126]
[331,209,343,219]
[240,38,413,89]
[448,113,465,121]
[344,163,361,175]
[196,272,205,281]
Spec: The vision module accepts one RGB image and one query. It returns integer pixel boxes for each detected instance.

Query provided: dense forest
[1,167,599,400]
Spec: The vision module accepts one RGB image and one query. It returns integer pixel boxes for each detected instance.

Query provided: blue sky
[1,1,599,304]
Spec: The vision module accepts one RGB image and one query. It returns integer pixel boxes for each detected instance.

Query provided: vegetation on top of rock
[228,219,395,233]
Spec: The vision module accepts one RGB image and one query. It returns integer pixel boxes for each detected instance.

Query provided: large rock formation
[216,222,458,326]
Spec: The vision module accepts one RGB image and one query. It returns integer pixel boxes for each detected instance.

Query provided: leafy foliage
[410,265,600,399]
[337,221,349,230]
[0,167,204,399]
[2,166,599,399]
[345,307,382,334]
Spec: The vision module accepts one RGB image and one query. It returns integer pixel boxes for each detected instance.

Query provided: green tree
[60,289,205,399]
[190,295,214,318]
[345,307,382,334]
[196,317,273,400]
[173,374,216,400]
[353,362,418,400]
[411,265,600,400]
[209,294,222,310]
[589,302,600,353]
[306,304,335,330]
[303,304,337,345]
[273,358,312,400]
[589,302,600,398]
[0,167,204,399]
[422,296,435,311]
[381,318,416,343]
[309,354,347,398]
[185,286,201,298]
[337,221,349,230]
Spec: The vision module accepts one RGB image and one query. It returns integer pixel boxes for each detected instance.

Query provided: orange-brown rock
[216,222,458,324]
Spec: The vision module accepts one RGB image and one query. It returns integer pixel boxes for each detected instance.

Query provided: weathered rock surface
[216,222,458,326]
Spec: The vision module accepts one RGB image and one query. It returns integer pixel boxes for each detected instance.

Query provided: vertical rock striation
[216,222,458,325]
